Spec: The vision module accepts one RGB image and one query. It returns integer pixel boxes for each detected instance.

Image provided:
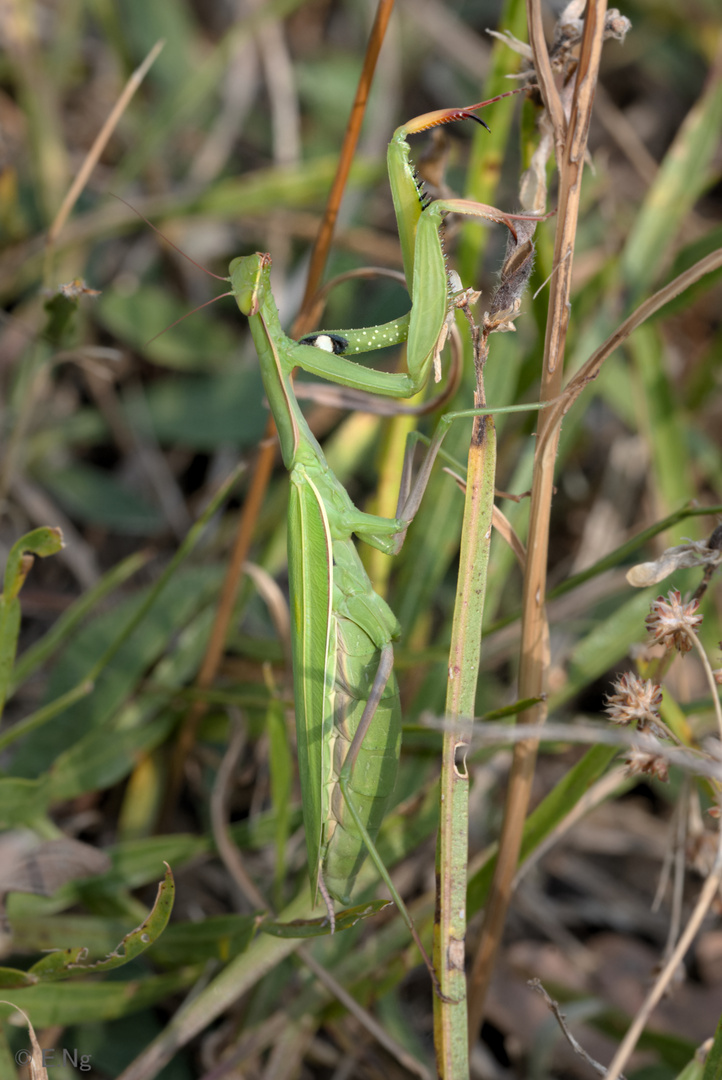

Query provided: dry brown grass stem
[295,0,396,328]
[296,950,435,1080]
[540,246,722,447]
[525,0,566,154]
[467,0,609,1040]
[46,40,165,254]
[604,835,722,1079]
[210,714,267,911]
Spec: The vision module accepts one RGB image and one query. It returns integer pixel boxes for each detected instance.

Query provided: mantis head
[229,252,272,316]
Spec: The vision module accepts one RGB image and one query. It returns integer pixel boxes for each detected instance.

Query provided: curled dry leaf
[0,1001,48,1077]
[627,533,722,587]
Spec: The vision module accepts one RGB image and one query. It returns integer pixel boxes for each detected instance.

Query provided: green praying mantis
[137,90,547,973]
[227,93,549,956]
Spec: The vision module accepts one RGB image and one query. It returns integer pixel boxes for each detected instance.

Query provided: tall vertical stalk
[466,0,610,1039]
[434,317,495,1076]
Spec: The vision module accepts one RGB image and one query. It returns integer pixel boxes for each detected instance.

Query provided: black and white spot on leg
[298,332,349,355]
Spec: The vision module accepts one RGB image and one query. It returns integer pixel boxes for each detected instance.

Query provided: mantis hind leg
[316,873,336,935]
[337,644,451,1001]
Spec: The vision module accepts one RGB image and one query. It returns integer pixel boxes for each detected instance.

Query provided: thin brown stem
[46,40,165,251]
[467,0,609,1040]
[603,834,722,1080]
[294,0,396,329]
[525,0,565,156]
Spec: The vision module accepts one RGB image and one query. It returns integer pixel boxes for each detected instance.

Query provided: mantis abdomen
[322,540,402,903]
[288,464,402,906]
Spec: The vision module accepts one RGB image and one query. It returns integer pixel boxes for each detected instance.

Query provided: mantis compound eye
[298,332,349,355]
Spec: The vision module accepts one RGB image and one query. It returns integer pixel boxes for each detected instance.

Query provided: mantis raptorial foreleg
[295,90,547,393]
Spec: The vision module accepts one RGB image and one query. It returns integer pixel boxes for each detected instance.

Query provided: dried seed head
[604,672,663,731]
[625,746,669,783]
[645,589,703,653]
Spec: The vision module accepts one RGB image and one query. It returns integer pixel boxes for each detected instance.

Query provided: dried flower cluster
[605,672,669,782]
[604,672,663,730]
[645,589,703,654]
[624,747,669,783]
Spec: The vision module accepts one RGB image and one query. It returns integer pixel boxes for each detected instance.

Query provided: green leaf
[0,527,64,717]
[26,948,86,979]
[467,745,619,914]
[0,968,38,989]
[0,778,48,828]
[9,566,221,777]
[0,969,199,1026]
[0,598,20,721]
[261,899,392,938]
[126,368,268,450]
[621,70,722,295]
[703,1008,722,1080]
[27,865,174,980]
[108,836,209,890]
[150,913,257,965]
[3,527,64,600]
[10,550,150,692]
[552,589,656,708]
[39,463,165,534]
[45,711,176,802]
[96,285,236,372]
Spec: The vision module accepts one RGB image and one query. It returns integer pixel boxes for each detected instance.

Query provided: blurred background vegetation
[0,0,721,1076]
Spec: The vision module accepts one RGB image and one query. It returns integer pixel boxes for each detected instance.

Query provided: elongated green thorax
[230,253,313,470]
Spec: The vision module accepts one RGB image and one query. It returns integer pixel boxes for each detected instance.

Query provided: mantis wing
[287,464,335,900]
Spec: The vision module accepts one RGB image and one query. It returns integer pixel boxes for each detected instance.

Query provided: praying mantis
[229,96,547,955]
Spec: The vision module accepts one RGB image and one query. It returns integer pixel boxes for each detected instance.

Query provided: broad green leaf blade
[552,589,656,709]
[45,712,176,803]
[9,912,257,967]
[10,550,150,692]
[9,566,222,777]
[0,969,38,989]
[39,463,164,535]
[96,285,236,372]
[125,368,268,450]
[0,969,199,1026]
[0,778,48,829]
